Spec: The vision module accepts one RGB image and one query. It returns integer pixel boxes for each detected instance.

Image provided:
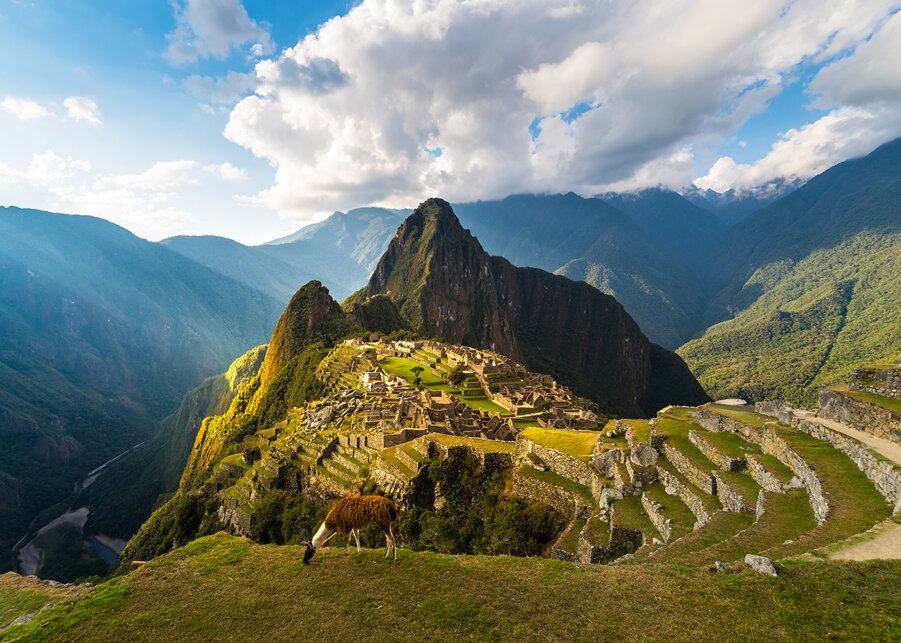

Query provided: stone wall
[661,442,716,494]
[755,400,795,426]
[818,388,901,445]
[626,460,658,487]
[695,407,762,443]
[608,524,644,553]
[792,416,901,514]
[745,455,785,493]
[515,435,596,486]
[851,367,901,401]
[511,470,593,518]
[656,466,710,527]
[760,425,828,523]
[641,492,672,542]
[712,471,755,513]
[689,430,745,471]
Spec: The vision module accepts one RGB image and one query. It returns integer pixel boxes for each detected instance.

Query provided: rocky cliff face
[357,198,707,416]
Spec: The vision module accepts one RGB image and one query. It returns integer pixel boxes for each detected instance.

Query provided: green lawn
[555,518,587,554]
[453,396,511,415]
[379,356,444,386]
[697,430,761,459]
[654,458,722,515]
[610,494,657,538]
[715,470,761,506]
[685,490,817,565]
[641,483,696,541]
[623,419,652,443]
[757,424,893,559]
[520,427,600,462]
[705,404,771,429]
[378,446,416,478]
[648,511,756,564]
[655,418,720,475]
[7,533,901,641]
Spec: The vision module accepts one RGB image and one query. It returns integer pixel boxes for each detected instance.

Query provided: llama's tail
[388,500,398,522]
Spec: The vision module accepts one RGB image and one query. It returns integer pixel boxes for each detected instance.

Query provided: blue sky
[1,1,900,243]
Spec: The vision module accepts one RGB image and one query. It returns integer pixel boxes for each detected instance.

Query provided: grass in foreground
[0,574,83,630]
[519,427,600,462]
[7,533,901,641]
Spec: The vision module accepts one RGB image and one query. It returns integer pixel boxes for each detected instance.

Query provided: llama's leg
[353,529,361,553]
[385,531,391,559]
[391,524,397,562]
[345,531,351,554]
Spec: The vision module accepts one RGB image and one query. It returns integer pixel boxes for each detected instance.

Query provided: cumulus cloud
[0,150,90,186]
[184,71,256,104]
[204,161,247,181]
[1,96,51,120]
[63,96,101,125]
[51,160,207,239]
[220,0,901,223]
[166,0,273,64]
[696,11,901,193]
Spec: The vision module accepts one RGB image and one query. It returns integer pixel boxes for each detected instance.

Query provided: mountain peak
[351,198,707,416]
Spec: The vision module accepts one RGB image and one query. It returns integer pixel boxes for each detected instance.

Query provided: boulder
[593,449,622,477]
[631,441,658,467]
[744,554,777,577]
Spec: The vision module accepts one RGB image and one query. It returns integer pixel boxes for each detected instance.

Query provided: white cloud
[204,161,247,181]
[696,11,901,193]
[52,160,206,239]
[0,150,90,186]
[95,160,198,191]
[166,0,273,64]
[1,96,51,120]
[184,71,256,104]
[221,0,901,223]
[63,96,101,125]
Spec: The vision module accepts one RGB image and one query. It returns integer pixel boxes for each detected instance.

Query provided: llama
[303,495,398,563]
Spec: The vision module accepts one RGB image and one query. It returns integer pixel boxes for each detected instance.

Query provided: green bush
[399,452,564,556]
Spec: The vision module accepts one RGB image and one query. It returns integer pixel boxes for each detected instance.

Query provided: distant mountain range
[0,208,282,574]
[680,136,901,405]
[163,190,759,350]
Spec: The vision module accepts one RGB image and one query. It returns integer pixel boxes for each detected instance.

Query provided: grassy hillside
[4,533,900,641]
[681,141,901,407]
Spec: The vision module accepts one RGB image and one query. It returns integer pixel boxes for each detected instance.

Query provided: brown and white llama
[303,495,398,563]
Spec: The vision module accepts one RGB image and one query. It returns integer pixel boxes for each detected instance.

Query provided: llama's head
[302,541,316,564]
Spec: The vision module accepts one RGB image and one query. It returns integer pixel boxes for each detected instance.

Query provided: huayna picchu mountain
[350,198,707,416]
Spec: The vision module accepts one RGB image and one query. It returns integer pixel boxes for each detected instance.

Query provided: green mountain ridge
[681,137,901,406]
[0,207,283,575]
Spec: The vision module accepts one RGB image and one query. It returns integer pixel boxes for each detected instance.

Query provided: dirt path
[830,519,901,560]
[794,410,901,466]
